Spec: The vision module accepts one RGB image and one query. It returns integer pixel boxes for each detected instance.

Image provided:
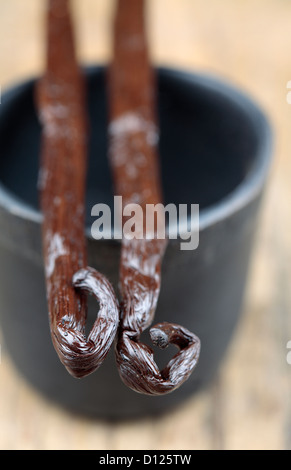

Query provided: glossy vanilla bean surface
[108,0,201,395]
[37,0,119,378]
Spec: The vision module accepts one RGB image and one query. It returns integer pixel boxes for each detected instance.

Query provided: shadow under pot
[0,66,272,418]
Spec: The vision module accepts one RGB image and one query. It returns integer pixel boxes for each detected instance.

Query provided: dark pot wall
[0,67,272,418]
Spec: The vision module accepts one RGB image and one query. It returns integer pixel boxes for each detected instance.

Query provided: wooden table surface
[0,0,290,450]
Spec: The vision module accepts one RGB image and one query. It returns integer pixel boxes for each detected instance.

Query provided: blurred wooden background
[0,0,290,450]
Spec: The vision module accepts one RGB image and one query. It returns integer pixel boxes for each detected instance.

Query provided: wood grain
[0,0,290,450]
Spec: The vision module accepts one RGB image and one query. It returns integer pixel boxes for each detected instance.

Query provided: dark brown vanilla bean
[37,0,119,378]
[108,0,201,395]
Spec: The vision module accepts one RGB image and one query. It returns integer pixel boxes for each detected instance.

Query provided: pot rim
[0,65,273,237]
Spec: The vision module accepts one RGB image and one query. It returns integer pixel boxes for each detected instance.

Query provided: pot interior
[0,67,260,226]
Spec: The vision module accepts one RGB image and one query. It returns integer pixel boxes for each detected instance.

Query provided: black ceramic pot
[0,66,272,418]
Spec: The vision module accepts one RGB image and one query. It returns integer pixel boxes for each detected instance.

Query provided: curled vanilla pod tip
[108,0,201,395]
[114,239,201,395]
[37,0,119,378]
[117,322,201,395]
[53,267,120,379]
